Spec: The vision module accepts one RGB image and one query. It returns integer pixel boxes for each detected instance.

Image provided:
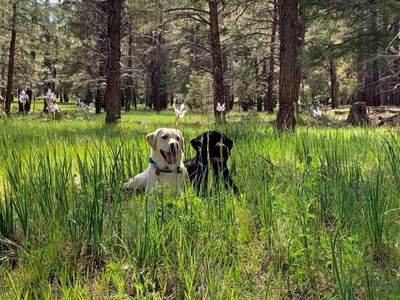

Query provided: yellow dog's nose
[169,141,179,155]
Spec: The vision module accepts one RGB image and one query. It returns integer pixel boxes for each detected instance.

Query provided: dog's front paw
[122,178,134,190]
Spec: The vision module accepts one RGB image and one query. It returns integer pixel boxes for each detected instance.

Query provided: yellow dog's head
[146,128,184,169]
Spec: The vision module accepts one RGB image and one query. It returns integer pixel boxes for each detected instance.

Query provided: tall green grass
[0,113,399,298]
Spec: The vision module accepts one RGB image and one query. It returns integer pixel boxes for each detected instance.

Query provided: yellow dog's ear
[146,129,161,149]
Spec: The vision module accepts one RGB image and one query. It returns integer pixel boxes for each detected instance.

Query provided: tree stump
[346,102,370,125]
[54,110,62,120]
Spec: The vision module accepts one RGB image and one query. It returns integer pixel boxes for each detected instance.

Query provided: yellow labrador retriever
[123,128,188,194]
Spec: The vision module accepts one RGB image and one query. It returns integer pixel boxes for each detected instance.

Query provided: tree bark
[26,89,32,112]
[146,32,167,111]
[208,0,225,122]
[255,57,262,112]
[354,51,365,104]
[119,88,125,108]
[149,36,161,111]
[133,90,137,109]
[95,84,104,114]
[222,45,232,111]
[265,0,278,113]
[364,61,380,107]
[95,0,107,114]
[294,5,305,106]
[5,2,17,115]
[276,0,298,131]
[42,0,55,113]
[125,31,134,112]
[391,17,400,106]
[330,59,339,108]
[86,88,93,104]
[1,45,6,101]
[105,0,122,123]
[364,3,380,107]
[153,37,161,111]
[64,91,69,103]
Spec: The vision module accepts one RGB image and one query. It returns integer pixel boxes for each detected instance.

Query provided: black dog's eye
[176,136,180,141]
[161,135,168,140]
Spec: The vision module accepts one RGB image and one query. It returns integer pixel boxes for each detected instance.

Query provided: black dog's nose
[169,142,179,155]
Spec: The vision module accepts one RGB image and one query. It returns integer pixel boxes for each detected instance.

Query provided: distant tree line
[0,0,399,128]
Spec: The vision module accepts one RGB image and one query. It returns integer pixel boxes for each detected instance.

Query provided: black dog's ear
[223,134,233,150]
[190,134,203,151]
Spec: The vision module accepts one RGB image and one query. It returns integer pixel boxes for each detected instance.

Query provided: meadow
[0,103,399,299]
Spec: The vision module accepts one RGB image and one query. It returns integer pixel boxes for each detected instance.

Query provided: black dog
[184,131,238,195]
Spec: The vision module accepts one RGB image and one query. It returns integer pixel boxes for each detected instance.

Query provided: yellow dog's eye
[161,135,168,140]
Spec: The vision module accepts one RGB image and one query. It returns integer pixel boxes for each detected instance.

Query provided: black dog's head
[190,131,233,166]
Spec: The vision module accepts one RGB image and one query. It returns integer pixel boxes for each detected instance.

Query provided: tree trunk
[120,88,126,108]
[364,61,380,107]
[147,32,166,111]
[265,0,278,113]
[64,91,69,103]
[294,5,305,106]
[5,2,17,115]
[86,88,93,104]
[222,45,232,111]
[257,97,263,111]
[18,89,22,113]
[255,57,262,112]
[276,0,298,131]
[133,90,137,109]
[208,0,225,122]
[125,31,134,112]
[391,17,400,106]
[42,0,54,113]
[364,4,380,107]
[354,51,365,104]
[151,41,161,111]
[95,87,104,114]
[26,89,32,112]
[330,59,339,108]
[105,0,122,123]
[95,0,107,114]
[1,45,6,102]
[160,86,168,109]
[124,87,131,111]
[145,81,152,109]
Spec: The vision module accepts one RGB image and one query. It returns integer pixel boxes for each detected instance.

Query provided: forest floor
[0,102,399,299]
